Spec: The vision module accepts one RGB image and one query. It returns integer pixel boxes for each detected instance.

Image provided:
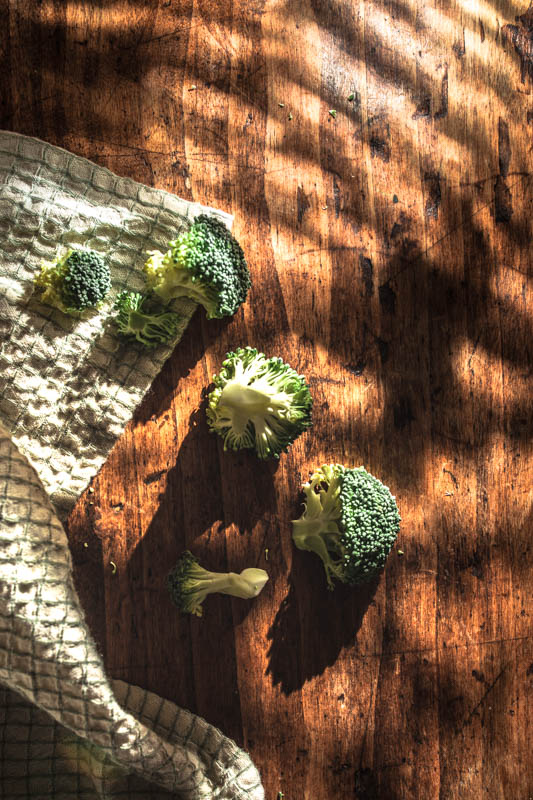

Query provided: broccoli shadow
[172,386,281,540]
[266,553,380,695]
[116,400,279,735]
[130,398,279,563]
[131,307,229,425]
[125,380,280,593]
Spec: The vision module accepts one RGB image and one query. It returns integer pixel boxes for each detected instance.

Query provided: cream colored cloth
[0,131,263,799]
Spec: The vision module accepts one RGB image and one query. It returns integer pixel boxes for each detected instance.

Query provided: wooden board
[2,0,532,797]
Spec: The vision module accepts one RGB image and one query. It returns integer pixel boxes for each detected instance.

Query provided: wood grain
[2,0,532,797]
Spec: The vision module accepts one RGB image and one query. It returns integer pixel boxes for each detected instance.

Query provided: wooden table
[3,1,532,797]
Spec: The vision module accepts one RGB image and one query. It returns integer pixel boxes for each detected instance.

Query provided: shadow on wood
[131,308,232,426]
[266,555,380,695]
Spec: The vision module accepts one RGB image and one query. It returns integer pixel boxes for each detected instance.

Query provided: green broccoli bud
[113,291,182,348]
[206,346,313,459]
[144,214,251,319]
[292,464,401,589]
[35,248,111,314]
[167,550,269,617]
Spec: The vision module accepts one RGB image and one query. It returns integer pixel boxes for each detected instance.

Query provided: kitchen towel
[0,130,263,799]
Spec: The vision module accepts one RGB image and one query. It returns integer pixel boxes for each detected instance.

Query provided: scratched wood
[2,0,532,797]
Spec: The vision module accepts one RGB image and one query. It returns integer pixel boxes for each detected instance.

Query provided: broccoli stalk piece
[206,346,313,459]
[113,291,182,348]
[35,248,111,315]
[144,214,251,319]
[292,464,401,589]
[167,551,269,617]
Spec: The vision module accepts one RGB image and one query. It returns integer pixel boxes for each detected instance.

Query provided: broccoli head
[144,214,251,319]
[292,464,401,589]
[167,550,269,617]
[113,291,182,348]
[206,346,313,459]
[35,248,111,314]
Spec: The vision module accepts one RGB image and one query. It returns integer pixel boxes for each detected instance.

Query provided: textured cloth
[0,131,264,799]
[0,129,226,519]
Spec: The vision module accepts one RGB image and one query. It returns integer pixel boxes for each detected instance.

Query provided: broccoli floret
[206,346,313,459]
[167,550,269,617]
[113,291,182,348]
[292,464,401,589]
[144,214,251,319]
[35,248,111,314]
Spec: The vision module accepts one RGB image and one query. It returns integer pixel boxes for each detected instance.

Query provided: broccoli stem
[145,251,215,308]
[168,551,269,617]
[157,278,210,308]
[218,380,293,423]
[292,524,341,590]
[185,567,268,614]
[189,572,239,596]
[217,569,268,599]
[185,562,269,600]
[291,467,346,589]
[127,309,151,332]
[219,381,273,413]
[292,517,336,539]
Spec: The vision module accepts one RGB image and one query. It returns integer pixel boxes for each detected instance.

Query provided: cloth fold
[0,131,264,799]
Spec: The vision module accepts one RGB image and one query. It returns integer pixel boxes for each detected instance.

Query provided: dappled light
[3,0,528,796]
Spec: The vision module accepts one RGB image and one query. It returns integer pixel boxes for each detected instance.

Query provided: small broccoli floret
[144,214,251,319]
[35,248,111,314]
[206,346,313,459]
[167,550,269,617]
[292,464,401,589]
[113,291,182,348]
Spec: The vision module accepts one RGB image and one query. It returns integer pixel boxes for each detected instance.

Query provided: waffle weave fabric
[0,132,264,800]
[0,130,231,519]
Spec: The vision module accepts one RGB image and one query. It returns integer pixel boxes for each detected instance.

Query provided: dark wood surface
[2,0,532,797]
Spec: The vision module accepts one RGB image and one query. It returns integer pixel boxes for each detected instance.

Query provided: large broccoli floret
[35,248,111,314]
[206,346,313,459]
[144,214,251,319]
[292,464,401,589]
[113,291,182,348]
[167,550,269,617]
